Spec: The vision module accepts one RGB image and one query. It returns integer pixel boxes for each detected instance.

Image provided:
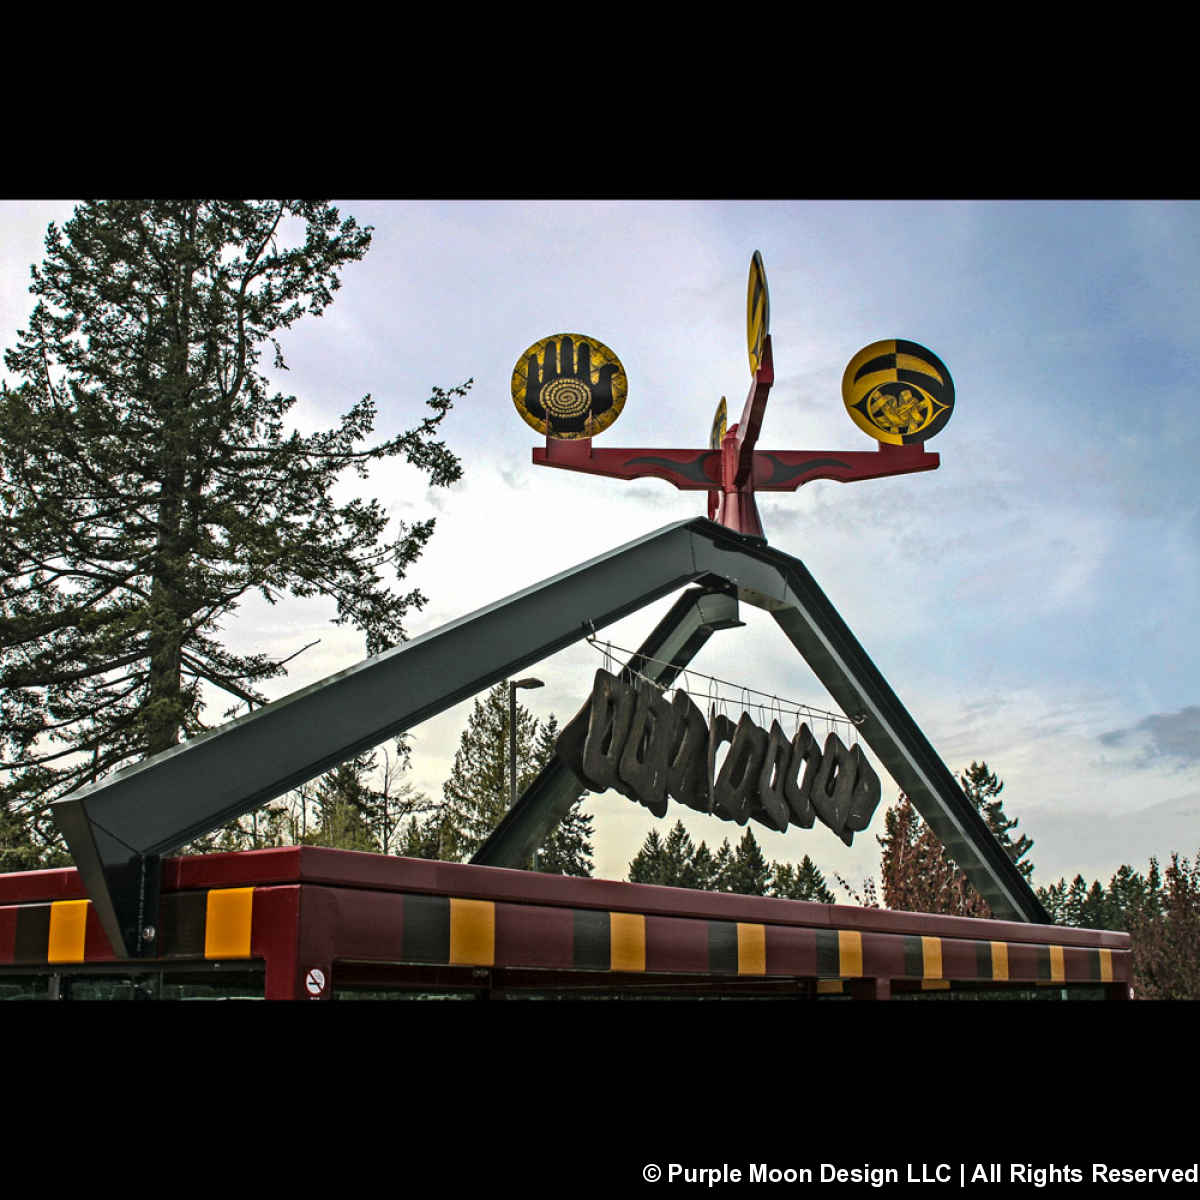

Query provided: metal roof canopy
[54,517,1049,958]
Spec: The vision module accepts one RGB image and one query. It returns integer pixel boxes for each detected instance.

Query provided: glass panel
[0,975,54,1001]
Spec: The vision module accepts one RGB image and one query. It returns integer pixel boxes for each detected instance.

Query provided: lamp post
[509,677,544,869]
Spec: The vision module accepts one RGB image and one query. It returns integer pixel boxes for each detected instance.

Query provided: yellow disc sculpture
[746,251,770,377]
[841,339,955,445]
[512,333,627,440]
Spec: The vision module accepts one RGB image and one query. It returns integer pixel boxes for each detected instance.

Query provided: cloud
[1099,705,1200,767]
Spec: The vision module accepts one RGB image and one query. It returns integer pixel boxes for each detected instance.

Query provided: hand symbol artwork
[512,333,627,439]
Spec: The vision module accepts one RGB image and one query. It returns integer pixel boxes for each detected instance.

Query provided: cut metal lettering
[557,670,882,844]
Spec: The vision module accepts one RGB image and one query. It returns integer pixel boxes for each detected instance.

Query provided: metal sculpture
[842,339,956,445]
[514,252,952,541]
[553,669,883,845]
[511,333,627,440]
[52,251,1043,962]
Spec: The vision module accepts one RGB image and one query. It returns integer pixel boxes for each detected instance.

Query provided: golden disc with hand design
[841,339,955,445]
[511,333,627,440]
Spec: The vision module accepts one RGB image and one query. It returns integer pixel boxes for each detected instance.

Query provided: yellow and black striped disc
[841,339,955,445]
[511,333,627,441]
[710,396,727,450]
[747,251,770,377]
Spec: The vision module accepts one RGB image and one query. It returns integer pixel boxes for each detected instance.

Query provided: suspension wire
[585,634,855,733]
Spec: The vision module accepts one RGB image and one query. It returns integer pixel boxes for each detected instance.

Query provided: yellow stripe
[816,979,844,995]
[894,352,943,382]
[47,899,88,964]
[737,923,766,975]
[1099,948,1112,982]
[991,942,1009,981]
[921,935,942,979]
[448,898,494,966]
[610,912,645,972]
[921,979,950,990]
[855,367,899,394]
[205,887,254,959]
[1049,944,1064,982]
[838,930,863,978]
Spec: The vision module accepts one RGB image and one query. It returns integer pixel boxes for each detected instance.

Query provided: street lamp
[509,676,544,871]
[508,677,544,808]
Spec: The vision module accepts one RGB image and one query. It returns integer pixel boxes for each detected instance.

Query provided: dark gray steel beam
[682,528,1049,923]
[54,521,711,957]
[55,516,1047,957]
[471,586,741,869]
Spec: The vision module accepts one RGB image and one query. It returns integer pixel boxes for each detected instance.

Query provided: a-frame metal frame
[54,517,1049,958]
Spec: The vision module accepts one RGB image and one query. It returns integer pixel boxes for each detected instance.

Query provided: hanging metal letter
[555,692,602,791]
[706,711,737,815]
[782,722,820,828]
[713,713,768,825]
[809,731,857,843]
[843,744,882,836]
[619,685,679,816]
[665,691,712,813]
[581,669,637,793]
[753,720,792,833]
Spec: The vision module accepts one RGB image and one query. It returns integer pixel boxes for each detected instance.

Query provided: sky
[2,199,1198,895]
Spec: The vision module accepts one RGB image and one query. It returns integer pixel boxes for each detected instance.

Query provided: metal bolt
[141,925,156,943]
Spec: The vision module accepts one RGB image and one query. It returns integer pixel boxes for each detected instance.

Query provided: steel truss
[55,518,1048,958]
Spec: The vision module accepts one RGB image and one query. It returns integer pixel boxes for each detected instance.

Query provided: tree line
[164,681,598,876]
[1037,855,1200,1000]
[627,819,836,902]
[866,760,1198,1000]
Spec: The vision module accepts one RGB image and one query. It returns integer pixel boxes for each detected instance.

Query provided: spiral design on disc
[510,332,627,440]
[541,377,591,419]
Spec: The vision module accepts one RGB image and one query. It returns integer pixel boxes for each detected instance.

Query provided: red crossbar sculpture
[532,337,939,541]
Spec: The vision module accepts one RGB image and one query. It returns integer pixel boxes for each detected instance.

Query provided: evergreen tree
[1036,864,1166,933]
[1037,850,1200,997]
[1062,874,1091,928]
[1145,856,1163,918]
[431,696,594,873]
[877,762,1030,918]
[772,855,836,903]
[627,821,713,889]
[711,839,735,890]
[691,840,717,891]
[436,681,541,862]
[1129,850,1200,1000]
[878,793,991,917]
[1106,863,1156,930]
[661,821,703,889]
[1038,877,1070,924]
[177,738,430,856]
[534,805,595,876]
[0,200,469,865]
[528,714,593,877]
[959,761,1034,880]
[628,828,668,884]
[305,756,380,852]
[1082,879,1111,929]
[397,811,446,861]
[0,796,61,871]
[625,820,836,901]
[719,828,772,896]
